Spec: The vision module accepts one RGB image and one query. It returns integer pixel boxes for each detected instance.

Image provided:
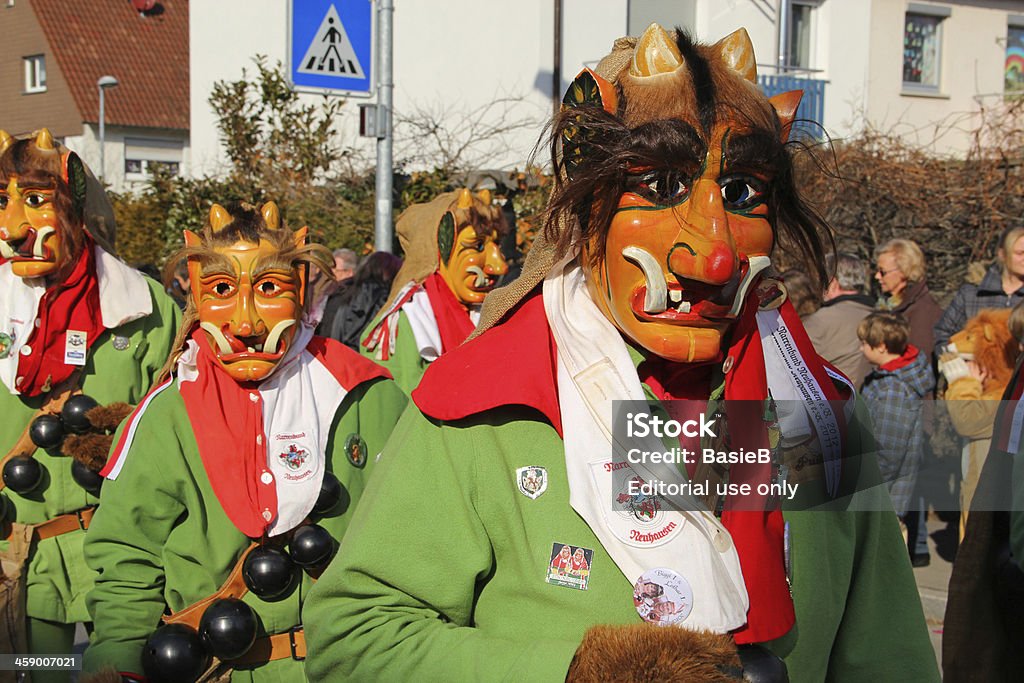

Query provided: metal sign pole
[374,0,394,253]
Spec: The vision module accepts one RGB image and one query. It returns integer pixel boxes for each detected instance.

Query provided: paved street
[913,514,957,672]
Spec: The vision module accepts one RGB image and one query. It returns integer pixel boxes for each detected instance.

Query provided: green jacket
[81,370,407,681]
[359,309,429,395]
[304,397,938,683]
[0,277,180,624]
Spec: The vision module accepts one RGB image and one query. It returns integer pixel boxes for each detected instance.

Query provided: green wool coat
[359,310,430,396]
[0,278,180,624]
[81,373,407,682]
[303,396,940,682]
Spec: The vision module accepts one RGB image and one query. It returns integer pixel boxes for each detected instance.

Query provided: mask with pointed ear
[61,152,88,217]
[292,225,310,308]
[768,90,804,142]
[560,68,619,178]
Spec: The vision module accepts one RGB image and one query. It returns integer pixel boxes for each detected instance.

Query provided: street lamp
[97,75,119,183]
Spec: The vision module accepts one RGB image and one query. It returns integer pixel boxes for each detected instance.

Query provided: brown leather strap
[1,506,96,542]
[230,628,306,665]
[163,542,258,630]
[0,371,82,492]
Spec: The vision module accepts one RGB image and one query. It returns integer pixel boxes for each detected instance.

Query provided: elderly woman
[875,238,943,358]
[935,226,1024,350]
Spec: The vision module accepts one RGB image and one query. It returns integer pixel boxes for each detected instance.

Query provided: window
[788,2,816,70]
[903,5,950,92]
[124,138,183,181]
[23,55,45,93]
[1007,17,1024,94]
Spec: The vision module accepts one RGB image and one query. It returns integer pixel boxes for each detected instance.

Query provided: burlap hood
[381,191,457,311]
[472,37,637,338]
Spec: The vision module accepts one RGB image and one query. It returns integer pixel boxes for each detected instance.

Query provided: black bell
[290,524,334,568]
[29,414,64,450]
[312,472,342,515]
[198,598,258,660]
[61,394,99,434]
[242,546,297,600]
[141,623,210,683]
[71,459,103,496]
[3,456,42,494]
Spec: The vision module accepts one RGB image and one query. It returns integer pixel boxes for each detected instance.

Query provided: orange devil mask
[0,129,90,280]
[182,201,329,383]
[550,25,823,364]
[436,188,510,306]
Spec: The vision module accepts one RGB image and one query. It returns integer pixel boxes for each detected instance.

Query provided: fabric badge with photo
[633,567,694,626]
[64,330,87,366]
[344,432,368,468]
[591,461,684,548]
[516,465,547,499]
[546,542,594,591]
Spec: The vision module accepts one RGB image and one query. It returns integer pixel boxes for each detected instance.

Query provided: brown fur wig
[59,402,132,470]
[567,624,741,682]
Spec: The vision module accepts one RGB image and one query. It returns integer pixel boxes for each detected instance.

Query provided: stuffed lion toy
[941,308,1019,538]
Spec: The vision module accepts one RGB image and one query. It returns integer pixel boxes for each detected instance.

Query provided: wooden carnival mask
[436,188,509,306]
[185,202,309,383]
[562,25,803,363]
[0,129,88,280]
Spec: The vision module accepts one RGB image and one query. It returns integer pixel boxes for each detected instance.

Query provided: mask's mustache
[727,255,771,317]
[622,246,669,313]
[199,318,296,357]
[466,266,489,288]
[0,226,55,260]
[0,239,13,259]
[33,227,55,258]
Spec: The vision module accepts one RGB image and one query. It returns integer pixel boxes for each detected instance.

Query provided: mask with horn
[0,128,90,280]
[436,187,510,306]
[172,201,332,383]
[547,25,826,363]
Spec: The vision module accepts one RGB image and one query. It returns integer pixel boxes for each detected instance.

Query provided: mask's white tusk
[199,322,235,355]
[32,227,55,259]
[0,240,14,259]
[727,255,772,317]
[467,266,488,288]
[264,319,296,355]
[622,246,668,313]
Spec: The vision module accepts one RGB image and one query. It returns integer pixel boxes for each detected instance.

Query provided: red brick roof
[31,0,189,130]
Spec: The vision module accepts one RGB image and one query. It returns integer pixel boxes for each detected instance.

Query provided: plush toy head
[0,129,89,280]
[171,201,332,383]
[545,25,828,363]
[436,188,510,306]
[950,308,1018,395]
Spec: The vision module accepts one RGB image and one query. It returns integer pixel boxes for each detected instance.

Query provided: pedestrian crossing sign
[289,0,374,96]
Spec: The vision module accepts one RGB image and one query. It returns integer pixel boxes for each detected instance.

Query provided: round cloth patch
[633,567,694,626]
[344,433,368,468]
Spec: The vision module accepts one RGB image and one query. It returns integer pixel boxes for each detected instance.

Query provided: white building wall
[188,0,628,178]
[64,124,190,194]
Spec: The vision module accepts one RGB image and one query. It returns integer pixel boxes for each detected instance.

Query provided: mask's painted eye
[24,192,49,209]
[719,176,766,211]
[257,280,282,296]
[0,195,7,210]
[628,170,691,205]
[212,281,236,298]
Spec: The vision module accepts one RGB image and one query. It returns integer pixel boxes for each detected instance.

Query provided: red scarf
[423,272,475,354]
[17,243,104,397]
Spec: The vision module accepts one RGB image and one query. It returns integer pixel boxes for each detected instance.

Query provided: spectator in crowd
[935,226,1024,350]
[164,258,190,310]
[859,313,935,528]
[781,268,820,318]
[323,251,403,351]
[875,238,943,565]
[333,247,358,283]
[804,252,875,388]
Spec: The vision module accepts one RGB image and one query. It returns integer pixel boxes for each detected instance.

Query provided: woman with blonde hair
[875,238,943,359]
[935,225,1024,350]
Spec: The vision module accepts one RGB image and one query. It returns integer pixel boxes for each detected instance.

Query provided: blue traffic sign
[289,0,374,96]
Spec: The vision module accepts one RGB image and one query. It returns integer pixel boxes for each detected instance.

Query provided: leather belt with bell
[2,506,96,541]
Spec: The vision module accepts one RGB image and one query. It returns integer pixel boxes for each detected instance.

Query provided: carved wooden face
[436,189,509,306]
[566,25,799,363]
[0,174,64,279]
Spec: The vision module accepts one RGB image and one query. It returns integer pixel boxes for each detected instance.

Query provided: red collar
[412,289,563,436]
[879,344,920,372]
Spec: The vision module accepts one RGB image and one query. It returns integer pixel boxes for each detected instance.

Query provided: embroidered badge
[633,568,693,626]
[516,465,547,499]
[0,332,12,359]
[592,461,684,548]
[64,330,87,366]
[278,443,309,471]
[546,542,593,590]
[344,433,367,468]
[112,335,130,351]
